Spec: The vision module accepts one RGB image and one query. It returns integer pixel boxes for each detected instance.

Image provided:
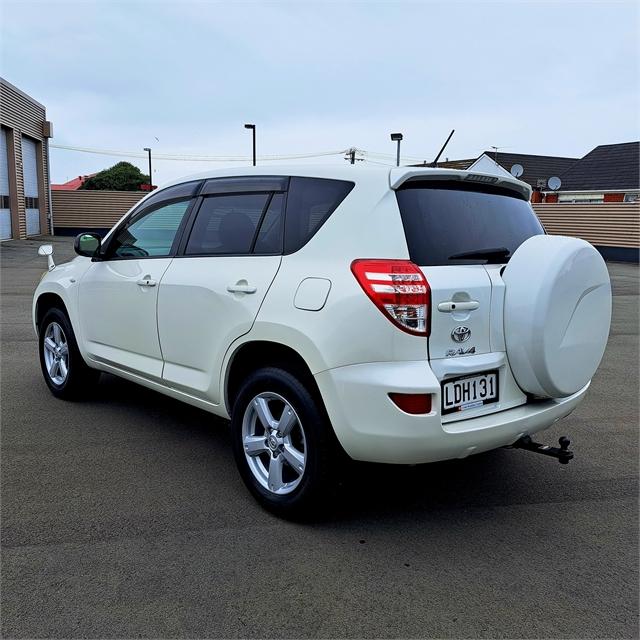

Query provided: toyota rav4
[33,166,612,516]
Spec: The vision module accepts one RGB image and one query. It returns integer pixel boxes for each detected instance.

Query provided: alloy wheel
[43,321,69,386]
[241,392,306,495]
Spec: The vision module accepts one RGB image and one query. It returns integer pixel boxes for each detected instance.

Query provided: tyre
[38,307,100,399]
[231,367,338,518]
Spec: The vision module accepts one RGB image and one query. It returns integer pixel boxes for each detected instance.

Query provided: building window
[25,196,39,209]
[624,193,639,203]
[0,195,9,209]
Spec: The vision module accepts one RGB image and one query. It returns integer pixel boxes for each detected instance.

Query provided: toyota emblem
[451,326,471,343]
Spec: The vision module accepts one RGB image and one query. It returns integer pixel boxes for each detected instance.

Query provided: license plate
[441,370,499,414]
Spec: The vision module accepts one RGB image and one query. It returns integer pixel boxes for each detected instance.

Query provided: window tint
[185,193,271,255]
[110,199,191,258]
[284,177,354,253]
[253,193,284,254]
[396,182,544,266]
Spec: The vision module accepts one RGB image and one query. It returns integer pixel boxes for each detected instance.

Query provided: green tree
[80,161,150,191]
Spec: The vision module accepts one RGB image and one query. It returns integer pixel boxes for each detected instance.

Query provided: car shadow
[89,372,596,526]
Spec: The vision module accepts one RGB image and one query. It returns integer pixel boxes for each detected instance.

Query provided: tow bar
[512,435,574,464]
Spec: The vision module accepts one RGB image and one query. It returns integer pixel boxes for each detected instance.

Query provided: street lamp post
[390,133,403,167]
[143,147,152,188]
[244,124,256,166]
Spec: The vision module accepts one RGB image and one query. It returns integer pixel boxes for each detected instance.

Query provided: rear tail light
[351,259,430,335]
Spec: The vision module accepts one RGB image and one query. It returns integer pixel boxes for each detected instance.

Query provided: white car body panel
[158,255,282,403]
[33,164,608,465]
[79,257,173,379]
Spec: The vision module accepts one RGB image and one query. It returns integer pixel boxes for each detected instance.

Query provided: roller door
[22,136,40,236]
[0,128,10,240]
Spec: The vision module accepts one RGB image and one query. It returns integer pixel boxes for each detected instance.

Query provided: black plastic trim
[201,176,289,195]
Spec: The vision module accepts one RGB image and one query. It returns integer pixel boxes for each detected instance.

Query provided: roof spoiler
[389,167,532,201]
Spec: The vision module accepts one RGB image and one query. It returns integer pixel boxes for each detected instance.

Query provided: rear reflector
[389,393,432,414]
[351,259,430,335]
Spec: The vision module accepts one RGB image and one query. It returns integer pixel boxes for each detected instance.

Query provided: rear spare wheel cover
[502,235,611,398]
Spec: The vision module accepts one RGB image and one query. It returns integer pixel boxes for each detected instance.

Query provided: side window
[109,199,192,258]
[185,193,284,256]
[284,177,354,253]
[254,193,285,254]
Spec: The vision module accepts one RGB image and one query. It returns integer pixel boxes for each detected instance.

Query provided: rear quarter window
[284,177,354,253]
[396,181,544,266]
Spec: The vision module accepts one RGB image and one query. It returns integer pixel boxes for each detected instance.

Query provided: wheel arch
[35,291,69,335]
[224,340,325,417]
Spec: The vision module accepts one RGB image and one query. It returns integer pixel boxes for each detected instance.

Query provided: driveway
[1,236,638,638]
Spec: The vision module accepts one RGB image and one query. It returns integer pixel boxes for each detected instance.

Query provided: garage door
[22,136,40,236]
[0,128,11,240]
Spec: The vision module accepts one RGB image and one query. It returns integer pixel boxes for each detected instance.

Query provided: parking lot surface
[1,236,638,639]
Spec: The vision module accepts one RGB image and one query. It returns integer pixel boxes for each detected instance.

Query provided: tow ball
[511,435,574,464]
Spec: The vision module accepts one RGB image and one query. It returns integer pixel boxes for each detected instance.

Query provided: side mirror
[38,244,55,271]
[74,232,102,258]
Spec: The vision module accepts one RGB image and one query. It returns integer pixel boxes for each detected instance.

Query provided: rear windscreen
[396,181,544,266]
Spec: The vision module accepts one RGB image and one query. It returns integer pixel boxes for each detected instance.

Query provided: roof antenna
[431,129,455,167]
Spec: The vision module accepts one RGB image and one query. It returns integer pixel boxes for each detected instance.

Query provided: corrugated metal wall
[532,203,640,249]
[52,190,146,231]
[0,78,50,238]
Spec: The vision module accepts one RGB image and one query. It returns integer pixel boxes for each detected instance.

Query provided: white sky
[2,0,639,185]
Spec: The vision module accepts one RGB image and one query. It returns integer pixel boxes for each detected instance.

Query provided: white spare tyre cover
[502,235,611,398]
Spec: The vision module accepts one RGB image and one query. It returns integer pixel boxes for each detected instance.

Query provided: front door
[157,188,286,403]
[79,197,194,379]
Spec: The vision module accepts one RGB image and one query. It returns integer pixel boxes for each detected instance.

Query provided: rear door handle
[136,277,157,287]
[227,283,257,294]
[438,300,479,312]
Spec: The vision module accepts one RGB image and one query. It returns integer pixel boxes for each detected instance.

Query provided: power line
[50,143,349,162]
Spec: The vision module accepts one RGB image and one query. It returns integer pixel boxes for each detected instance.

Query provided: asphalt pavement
[1,236,638,639]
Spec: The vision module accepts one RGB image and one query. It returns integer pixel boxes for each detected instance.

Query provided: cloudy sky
[2,0,638,185]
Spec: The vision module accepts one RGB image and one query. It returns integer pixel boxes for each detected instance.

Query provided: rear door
[395,179,545,416]
[157,177,287,404]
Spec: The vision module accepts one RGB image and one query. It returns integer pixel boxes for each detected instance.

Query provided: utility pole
[143,147,152,187]
[244,124,256,166]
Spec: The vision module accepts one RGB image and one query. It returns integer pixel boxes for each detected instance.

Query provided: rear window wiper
[448,247,511,263]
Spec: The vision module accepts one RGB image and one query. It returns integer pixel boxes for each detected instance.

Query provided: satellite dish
[548,176,562,191]
[510,163,524,178]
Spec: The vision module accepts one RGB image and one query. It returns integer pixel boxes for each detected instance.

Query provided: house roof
[557,141,640,191]
[479,151,578,189]
[51,174,95,191]
[409,152,578,188]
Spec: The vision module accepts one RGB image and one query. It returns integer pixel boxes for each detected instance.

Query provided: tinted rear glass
[284,177,354,253]
[396,182,544,266]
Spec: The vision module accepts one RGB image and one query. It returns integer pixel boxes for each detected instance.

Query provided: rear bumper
[314,360,588,464]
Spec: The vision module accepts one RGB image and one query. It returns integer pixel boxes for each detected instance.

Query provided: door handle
[438,300,479,312]
[136,277,157,287]
[227,283,257,294]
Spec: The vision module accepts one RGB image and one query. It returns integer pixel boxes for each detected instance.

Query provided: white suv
[33,165,611,516]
